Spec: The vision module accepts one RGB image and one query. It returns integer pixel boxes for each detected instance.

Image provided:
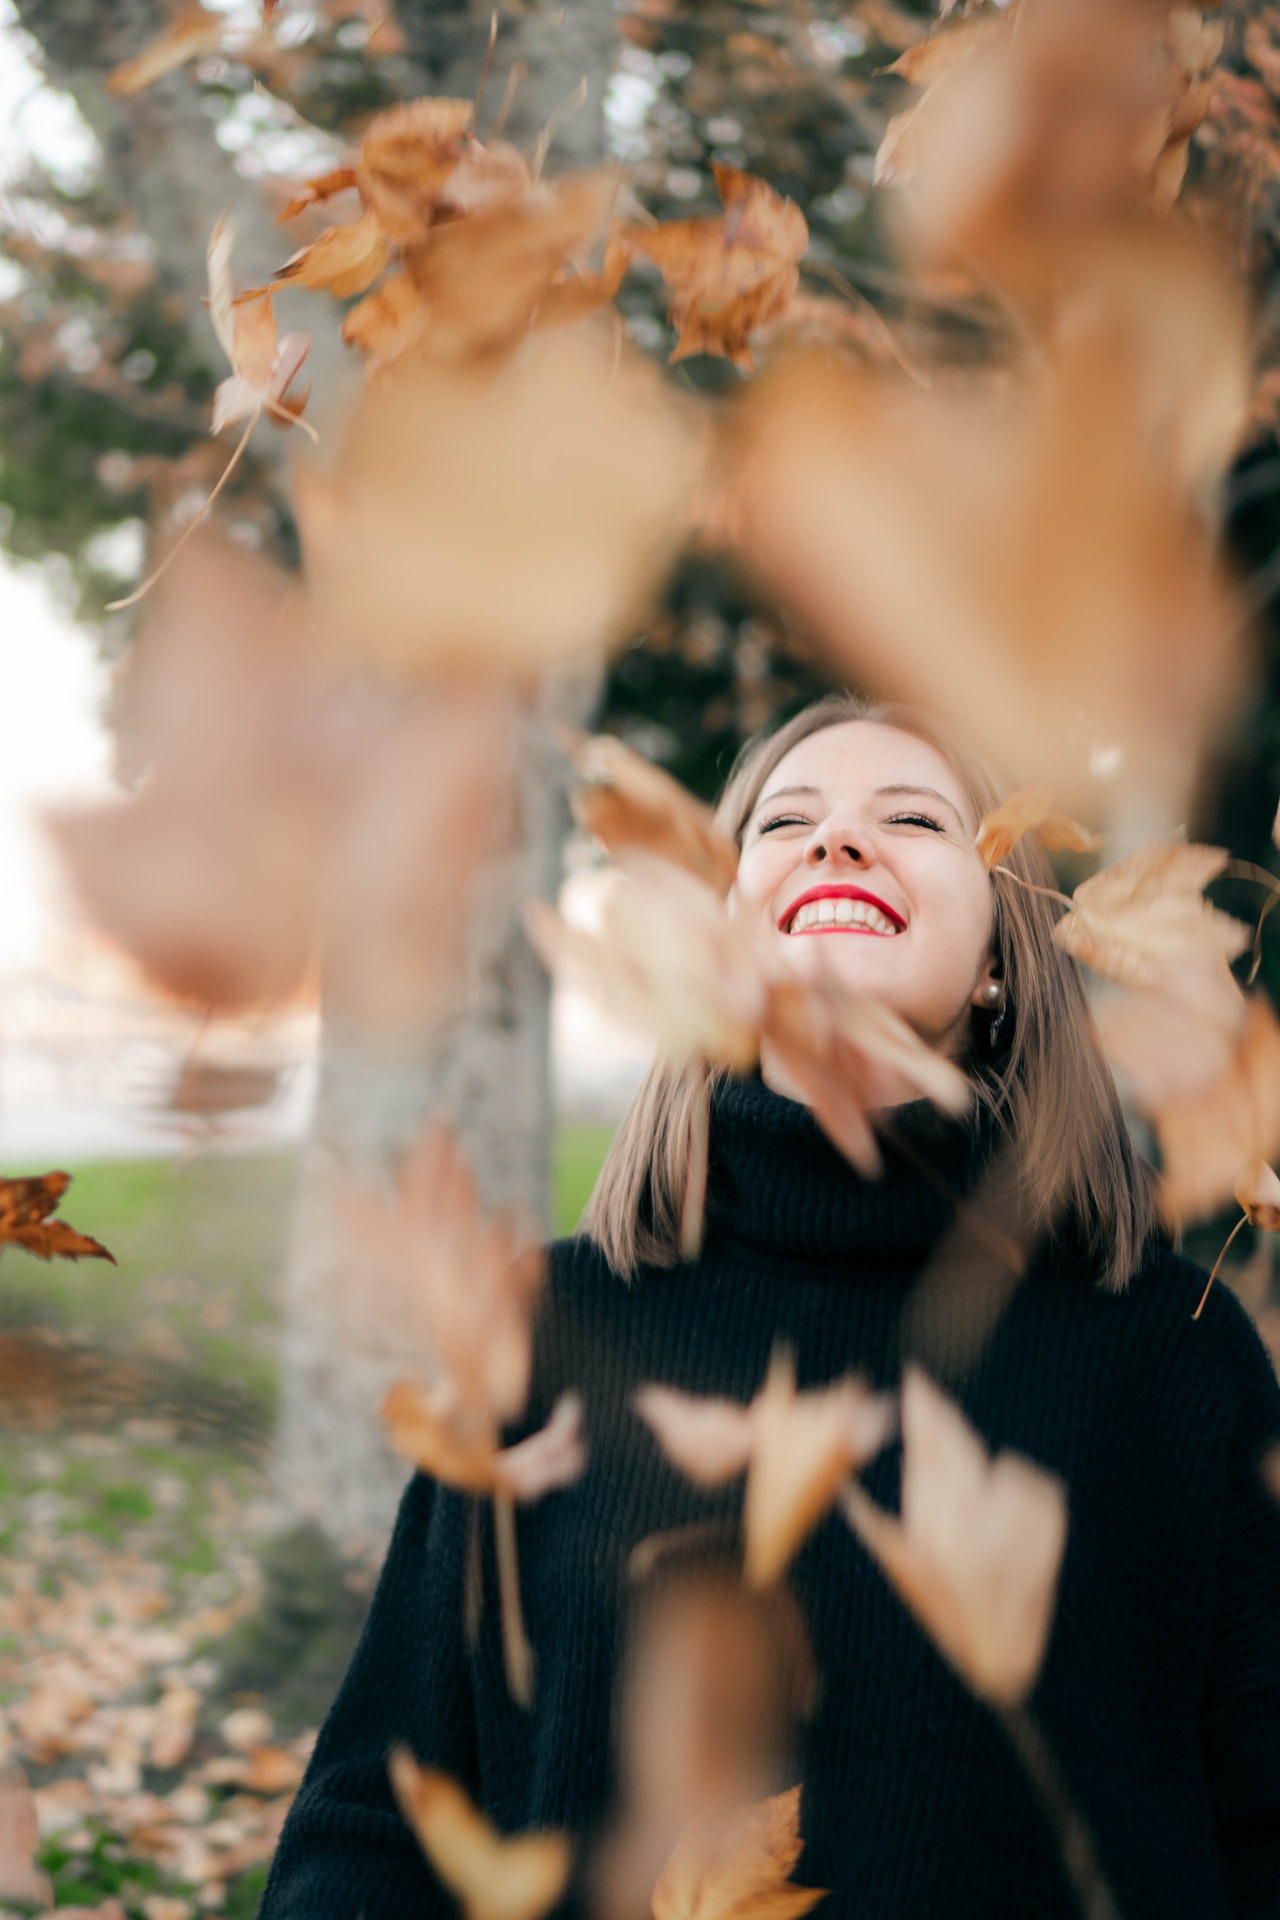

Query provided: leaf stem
[1193,1212,1247,1321]
[469,9,499,138]
[105,410,257,613]
[1248,891,1278,986]
[798,257,933,389]
[992,865,1074,911]
[493,1492,534,1709]
[1000,1705,1124,1920]
[679,1067,710,1263]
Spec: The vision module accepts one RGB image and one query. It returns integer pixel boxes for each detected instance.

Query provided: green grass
[553,1120,616,1235]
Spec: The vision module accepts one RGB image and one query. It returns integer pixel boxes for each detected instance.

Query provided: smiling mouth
[781,891,905,937]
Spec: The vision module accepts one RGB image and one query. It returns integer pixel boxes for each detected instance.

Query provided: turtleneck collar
[703,1071,1001,1271]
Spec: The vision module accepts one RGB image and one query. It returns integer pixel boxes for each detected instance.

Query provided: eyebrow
[751,781,968,829]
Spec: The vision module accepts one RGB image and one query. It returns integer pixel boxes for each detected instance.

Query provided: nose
[803,813,870,868]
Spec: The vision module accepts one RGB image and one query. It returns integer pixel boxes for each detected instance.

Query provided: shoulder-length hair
[580,692,1159,1293]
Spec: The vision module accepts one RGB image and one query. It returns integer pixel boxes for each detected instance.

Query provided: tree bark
[13,0,614,1556]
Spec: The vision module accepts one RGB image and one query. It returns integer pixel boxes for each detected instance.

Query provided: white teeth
[787,897,900,935]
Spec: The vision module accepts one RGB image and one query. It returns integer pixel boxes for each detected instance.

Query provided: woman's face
[731,720,998,1057]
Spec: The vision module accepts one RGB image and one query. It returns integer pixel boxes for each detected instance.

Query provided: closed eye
[888,811,945,831]
[756,812,813,833]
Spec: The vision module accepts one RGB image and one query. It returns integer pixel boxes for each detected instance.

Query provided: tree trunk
[14,0,614,1557]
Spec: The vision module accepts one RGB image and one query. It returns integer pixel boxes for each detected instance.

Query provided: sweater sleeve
[257,1470,478,1920]
[1199,1294,1280,1920]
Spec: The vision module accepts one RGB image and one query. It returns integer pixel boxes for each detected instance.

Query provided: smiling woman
[261,694,1280,1920]
[585,693,1157,1293]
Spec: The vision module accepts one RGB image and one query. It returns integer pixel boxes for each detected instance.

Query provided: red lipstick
[777,884,906,934]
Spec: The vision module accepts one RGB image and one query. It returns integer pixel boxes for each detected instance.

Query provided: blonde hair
[580,693,1159,1293]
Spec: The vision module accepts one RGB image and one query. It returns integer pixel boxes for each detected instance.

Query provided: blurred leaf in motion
[974,789,1101,871]
[296,328,703,677]
[389,1753,572,1920]
[637,1350,894,1588]
[628,164,809,371]
[104,7,226,96]
[1151,994,1280,1224]
[208,217,311,436]
[564,730,739,895]
[1053,836,1250,992]
[381,1381,585,1500]
[652,1784,825,1920]
[0,1172,115,1266]
[843,1367,1067,1708]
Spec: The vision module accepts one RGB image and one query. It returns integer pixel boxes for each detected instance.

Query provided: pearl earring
[979,980,1004,1010]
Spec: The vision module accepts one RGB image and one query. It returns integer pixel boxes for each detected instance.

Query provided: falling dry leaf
[382,1380,585,1501]
[105,9,225,95]
[0,1172,114,1265]
[390,1754,572,1920]
[564,730,739,895]
[843,1367,1067,1707]
[1053,836,1249,992]
[652,1785,825,1920]
[1152,994,1280,1223]
[636,1351,894,1587]
[296,326,701,677]
[208,217,310,435]
[346,1122,544,1427]
[277,166,360,223]
[268,206,390,299]
[1094,969,1245,1110]
[975,789,1101,870]
[1237,1159,1280,1231]
[629,164,808,371]
[526,854,765,1074]
[356,97,481,241]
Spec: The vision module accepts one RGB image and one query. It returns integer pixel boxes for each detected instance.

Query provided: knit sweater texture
[259,1076,1280,1920]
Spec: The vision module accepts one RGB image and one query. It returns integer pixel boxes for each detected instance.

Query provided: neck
[758,1036,942,1112]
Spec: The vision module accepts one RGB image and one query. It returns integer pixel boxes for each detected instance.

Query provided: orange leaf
[974,788,1100,870]
[564,729,739,895]
[629,164,808,370]
[1053,835,1249,992]
[1152,995,1280,1224]
[105,8,224,95]
[843,1367,1067,1707]
[341,268,427,375]
[276,166,360,223]
[356,97,479,242]
[271,206,389,298]
[633,1385,756,1486]
[207,216,310,433]
[389,1755,572,1920]
[0,1173,114,1265]
[652,1785,826,1920]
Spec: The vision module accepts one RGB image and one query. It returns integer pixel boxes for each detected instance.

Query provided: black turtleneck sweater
[259,1079,1280,1920]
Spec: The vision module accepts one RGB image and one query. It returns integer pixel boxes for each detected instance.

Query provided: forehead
[762,720,967,809]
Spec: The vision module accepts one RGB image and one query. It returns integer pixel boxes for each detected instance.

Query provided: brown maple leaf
[356,97,483,241]
[974,788,1100,871]
[636,1350,894,1589]
[0,1173,114,1265]
[652,1785,826,1920]
[390,1754,572,1920]
[268,205,390,299]
[628,163,808,370]
[1053,836,1250,992]
[563,729,739,896]
[105,9,225,95]
[208,216,310,435]
[295,328,702,677]
[843,1367,1067,1708]
[381,1380,585,1502]
[1152,994,1280,1225]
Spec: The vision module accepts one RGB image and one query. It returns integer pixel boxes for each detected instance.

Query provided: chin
[770,932,902,992]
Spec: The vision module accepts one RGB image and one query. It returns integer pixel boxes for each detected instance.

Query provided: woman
[260,694,1280,1920]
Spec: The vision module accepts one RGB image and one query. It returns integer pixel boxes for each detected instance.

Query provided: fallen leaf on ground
[636,1351,894,1587]
[0,1172,114,1265]
[297,327,701,676]
[629,164,808,370]
[975,789,1100,870]
[0,1761,54,1908]
[1152,995,1280,1224]
[843,1367,1067,1707]
[652,1785,825,1920]
[564,730,739,895]
[105,9,225,95]
[526,854,765,1073]
[1053,836,1249,992]
[390,1754,571,1920]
